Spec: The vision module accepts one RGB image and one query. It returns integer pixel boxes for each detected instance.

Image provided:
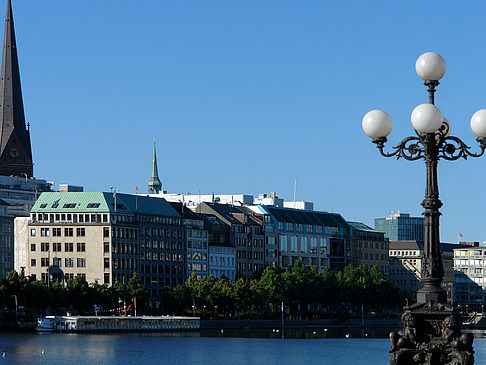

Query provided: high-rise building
[374,212,424,241]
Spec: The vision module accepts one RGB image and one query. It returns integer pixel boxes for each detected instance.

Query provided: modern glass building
[374,212,424,241]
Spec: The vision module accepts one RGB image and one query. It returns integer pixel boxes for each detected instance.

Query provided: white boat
[36,316,57,332]
[35,315,200,333]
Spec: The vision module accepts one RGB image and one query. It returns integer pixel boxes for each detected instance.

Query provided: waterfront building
[0,198,13,278]
[209,244,236,281]
[348,221,389,275]
[374,212,424,241]
[25,192,186,296]
[252,205,351,273]
[389,240,462,302]
[453,244,486,308]
[196,203,264,279]
[169,202,209,279]
[199,213,236,281]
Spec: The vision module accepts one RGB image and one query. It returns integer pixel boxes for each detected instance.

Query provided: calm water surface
[1,333,486,365]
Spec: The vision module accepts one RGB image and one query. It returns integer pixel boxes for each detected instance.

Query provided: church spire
[0,0,33,177]
[148,139,162,194]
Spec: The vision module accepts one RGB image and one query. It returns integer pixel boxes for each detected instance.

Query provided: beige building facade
[22,192,187,295]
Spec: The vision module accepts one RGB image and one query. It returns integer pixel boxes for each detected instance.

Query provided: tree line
[0,261,406,321]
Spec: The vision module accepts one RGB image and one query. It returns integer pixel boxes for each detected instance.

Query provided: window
[41,242,49,252]
[310,238,318,253]
[291,236,298,252]
[63,203,77,208]
[104,258,110,269]
[301,237,308,253]
[280,235,288,252]
[52,242,62,252]
[104,273,110,284]
[30,243,36,251]
[320,238,327,254]
[31,259,36,267]
[103,227,110,238]
[40,228,50,237]
[104,242,110,254]
[77,258,86,267]
[30,229,36,237]
[41,258,49,267]
[64,228,73,237]
[77,242,86,252]
[52,258,61,267]
[65,258,74,267]
[65,242,74,252]
[76,228,85,237]
[53,228,62,237]
[87,203,100,208]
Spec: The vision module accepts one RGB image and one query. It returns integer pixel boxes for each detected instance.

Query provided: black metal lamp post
[363,52,486,365]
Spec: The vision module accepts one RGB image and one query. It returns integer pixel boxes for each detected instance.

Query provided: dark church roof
[0,0,33,177]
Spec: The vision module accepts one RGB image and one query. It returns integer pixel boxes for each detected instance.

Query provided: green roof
[32,192,180,217]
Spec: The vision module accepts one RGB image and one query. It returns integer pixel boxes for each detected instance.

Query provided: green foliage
[0,263,403,319]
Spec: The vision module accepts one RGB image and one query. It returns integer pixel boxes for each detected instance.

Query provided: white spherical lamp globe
[411,104,442,133]
[415,52,446,81]
[471,109,486,138]
[362,110,392,139]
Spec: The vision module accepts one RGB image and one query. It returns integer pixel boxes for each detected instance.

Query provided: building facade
[454,245,486,308]
[169,202,209,279]
[389,240,462,303]
[196,203,264,279]
[348,221,389,275]
[253,205,351,273]
[0,198,13,278]
[375,212,424,241]
[25,192,187,297]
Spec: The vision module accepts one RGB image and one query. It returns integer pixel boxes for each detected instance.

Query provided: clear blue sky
[8,0,486,243]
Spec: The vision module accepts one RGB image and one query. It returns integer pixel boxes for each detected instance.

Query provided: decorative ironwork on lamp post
[363,52,486,365]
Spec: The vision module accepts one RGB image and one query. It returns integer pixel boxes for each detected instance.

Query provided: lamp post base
[389,301,474,365]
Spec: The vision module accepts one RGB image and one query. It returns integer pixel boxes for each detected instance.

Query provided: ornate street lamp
[363,52,484,365]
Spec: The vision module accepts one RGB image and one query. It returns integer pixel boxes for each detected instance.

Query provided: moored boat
[35,315,200,333]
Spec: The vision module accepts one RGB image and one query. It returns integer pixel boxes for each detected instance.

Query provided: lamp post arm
[439,136,486,160]
[373,136,425,160]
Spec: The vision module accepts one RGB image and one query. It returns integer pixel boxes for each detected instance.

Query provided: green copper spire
[148,140,162,194]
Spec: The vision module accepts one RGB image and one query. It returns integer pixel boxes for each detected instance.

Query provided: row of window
[236,250,264,260]
[280,236,327,254]
[141,240,184,250]
[209,256,235,266]
[32,242,86,252]
[31,257,88,268]
[142,252,184,263]
[236,237,264,248]
[33,227,86,237]
[32,213,108,224]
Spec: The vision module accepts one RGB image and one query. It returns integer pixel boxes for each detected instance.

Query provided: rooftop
[31,192,180,217]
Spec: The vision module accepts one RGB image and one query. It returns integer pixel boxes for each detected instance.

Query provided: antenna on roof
[293,179,297,208]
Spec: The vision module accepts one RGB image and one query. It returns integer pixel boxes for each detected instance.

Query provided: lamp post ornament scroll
[363,52,486,365]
